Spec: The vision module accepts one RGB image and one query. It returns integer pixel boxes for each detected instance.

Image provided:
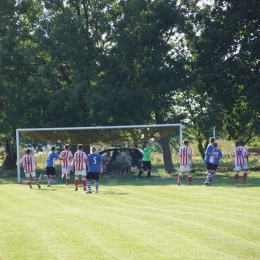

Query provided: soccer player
[177,140,192,186]
[46,146,64,187]
[206,143,223,184]
[204,137,216,186]
[211,142,223,183]
[60,144,73,186]
[73,144,88,191]
[233,140,249,184]
[86,146,103,194]
[21,148,41,189]
[137,141,158,180]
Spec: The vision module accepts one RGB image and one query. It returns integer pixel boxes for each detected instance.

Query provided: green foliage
[1,0,260,169]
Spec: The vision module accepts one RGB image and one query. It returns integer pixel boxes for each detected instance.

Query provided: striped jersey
[233,146,248,165]
[60,150,73,167]
[73,150,87,170]
[22,155,36,172]
[178,145,192,165]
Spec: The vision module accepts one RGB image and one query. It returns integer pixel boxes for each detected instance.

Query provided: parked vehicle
[99,147,144,169]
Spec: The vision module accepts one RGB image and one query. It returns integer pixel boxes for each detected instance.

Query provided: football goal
[16,124,185,183]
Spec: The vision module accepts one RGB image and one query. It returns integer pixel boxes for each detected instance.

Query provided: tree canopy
[0,0,259,169]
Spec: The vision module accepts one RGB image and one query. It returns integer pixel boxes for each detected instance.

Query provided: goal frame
[16,124,185,183]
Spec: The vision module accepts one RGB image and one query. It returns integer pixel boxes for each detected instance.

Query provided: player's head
[213,142,218,148]
[26,148,31,154]
[183,140,189,146]
[209,137,215,143]
[106,151,110,156]
[51,146,56,151]
[78,144,83,150]
[239,140,244,146]
[64,144,69,150]
[91,146,96,153]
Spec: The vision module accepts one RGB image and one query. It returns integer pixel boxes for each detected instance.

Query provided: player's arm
[100,161,103,174]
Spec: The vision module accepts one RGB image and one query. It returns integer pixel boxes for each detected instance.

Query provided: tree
[86,0,188,172]
[180,0,260,150]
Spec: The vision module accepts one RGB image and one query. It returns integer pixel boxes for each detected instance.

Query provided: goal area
[16,124,185,183]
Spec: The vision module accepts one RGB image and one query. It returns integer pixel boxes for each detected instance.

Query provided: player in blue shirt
[204,137,216,186]
[46,146,64,187]
[86,146,103,194]
[204,142,223,184]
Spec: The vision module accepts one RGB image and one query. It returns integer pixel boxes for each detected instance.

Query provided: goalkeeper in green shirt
[137,141,159,180]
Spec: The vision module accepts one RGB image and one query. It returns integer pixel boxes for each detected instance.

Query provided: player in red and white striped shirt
[233,140,249,184]
[21,148,41,189]
[73,144,88,191]
[60,144,73,186]
[177,140,192,185]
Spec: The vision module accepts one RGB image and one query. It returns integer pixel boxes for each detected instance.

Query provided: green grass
[1,169,260,260]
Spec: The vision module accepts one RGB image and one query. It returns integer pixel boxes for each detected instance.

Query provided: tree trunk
[155,112,174,173]
[2,142,17,170]
[160,135,174,173]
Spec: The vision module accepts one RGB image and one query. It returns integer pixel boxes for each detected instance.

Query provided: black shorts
[86,172,99,181]
[212,165,218,171]
[46,167,56,176]
[206,162,215,171]
[142,161,152,170]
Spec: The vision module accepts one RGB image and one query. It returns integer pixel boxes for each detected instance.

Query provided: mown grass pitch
[0,172,260,260]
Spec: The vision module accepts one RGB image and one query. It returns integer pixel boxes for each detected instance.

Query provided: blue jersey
[204,143,214,163]
[87,153,103,172]
[213,148,223,165]
[46,151,59,167]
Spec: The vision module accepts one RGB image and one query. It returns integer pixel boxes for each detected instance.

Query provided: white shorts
[75,169,87,176]
[235,163,248,172]
[180,165,191,172]
[24,171,36,178]
[62,166,71,174]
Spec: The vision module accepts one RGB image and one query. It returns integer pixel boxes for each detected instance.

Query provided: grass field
[1,167,260,260]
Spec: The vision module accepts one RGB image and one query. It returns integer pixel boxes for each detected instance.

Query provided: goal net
[16,124,185,182]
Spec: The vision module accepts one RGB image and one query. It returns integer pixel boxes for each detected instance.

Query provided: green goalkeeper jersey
[142,146,158,161]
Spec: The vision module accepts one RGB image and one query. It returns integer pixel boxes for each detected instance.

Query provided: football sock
[87,180,92,192]
[75,178,79,187]
[147,171,151,178]
[138,171,143,178]
[243,172,247,180]
[27,180,32,188]
[178,174,183,182]
[95,180,99,192]
[205,173,212,183]
[34,177,39,184]
[82,178,87,188]
[66,177,70,185]
[47,177,54,186]
[234,173,239,181]
[188,176,192,184]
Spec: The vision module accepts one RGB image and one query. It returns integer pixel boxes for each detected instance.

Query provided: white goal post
[16,124,185,183]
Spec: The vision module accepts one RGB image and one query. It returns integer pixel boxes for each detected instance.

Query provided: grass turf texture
[1,172,260,260]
